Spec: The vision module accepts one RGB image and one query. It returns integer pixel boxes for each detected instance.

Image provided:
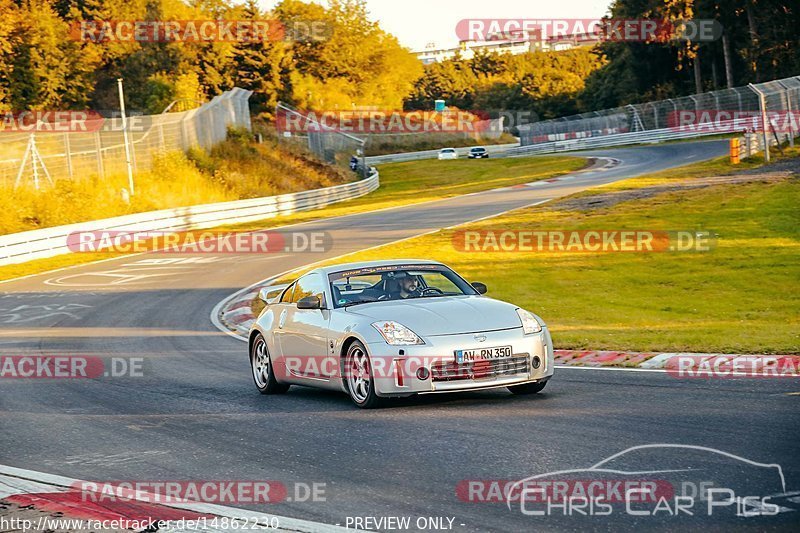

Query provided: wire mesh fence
[1,88,253,189]
[518,76,800,151]
[275,102,508,169]
[275,102,368,177]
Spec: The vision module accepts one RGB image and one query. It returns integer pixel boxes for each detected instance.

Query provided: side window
[291,273,327,306]
[419,272,460,294]
[279,282,296,303]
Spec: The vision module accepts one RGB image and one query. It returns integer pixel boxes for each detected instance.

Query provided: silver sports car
[248,260,554,408]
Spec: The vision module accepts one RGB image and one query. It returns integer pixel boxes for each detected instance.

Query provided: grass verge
[0,129,350,236]
[365,133,518,156]
[0,154,582,282]
[270,153,800,354]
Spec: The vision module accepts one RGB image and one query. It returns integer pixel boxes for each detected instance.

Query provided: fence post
[776,80,795,147]
[158,122,166,153]
[180,116,189,149]
[129,128,138,172]
[64,133,73,179]
[94,131,105,179]
[748,83,770,162]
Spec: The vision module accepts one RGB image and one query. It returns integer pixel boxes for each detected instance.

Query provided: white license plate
[455,346,512,364]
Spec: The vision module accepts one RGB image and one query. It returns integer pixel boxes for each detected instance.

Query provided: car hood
[344,296,522,336]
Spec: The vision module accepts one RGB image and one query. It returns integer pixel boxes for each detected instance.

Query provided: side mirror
[258,285,287,303]
[297,296,322,309]
[471,282,487,295]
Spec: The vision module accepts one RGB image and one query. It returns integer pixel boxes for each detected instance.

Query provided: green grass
[570,145,800,196]
[219,154,584,232]
[289,168,800,354]
[0,154,582,282]
[365,132,518,156]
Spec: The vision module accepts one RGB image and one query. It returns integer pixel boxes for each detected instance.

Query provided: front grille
[431,354,530,382]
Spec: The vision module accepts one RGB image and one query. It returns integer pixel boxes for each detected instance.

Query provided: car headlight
[371,321,424,345]
[516,309,542,334]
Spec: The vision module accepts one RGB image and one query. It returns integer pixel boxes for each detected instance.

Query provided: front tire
[507,380,547,395]
[251,333,289,394]
[344,340,383,408]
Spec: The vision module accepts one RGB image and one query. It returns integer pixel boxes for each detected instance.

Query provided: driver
[387,271,421,299]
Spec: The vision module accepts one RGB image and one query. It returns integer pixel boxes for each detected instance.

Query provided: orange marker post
[730,138,741,164]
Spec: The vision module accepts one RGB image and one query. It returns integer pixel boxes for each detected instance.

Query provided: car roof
[311,259,446,276]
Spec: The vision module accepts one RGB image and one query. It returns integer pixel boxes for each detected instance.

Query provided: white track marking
[638,353,678,368]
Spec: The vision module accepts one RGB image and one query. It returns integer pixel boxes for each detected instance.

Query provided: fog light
[531,356,541,369]
[416,367,430,380]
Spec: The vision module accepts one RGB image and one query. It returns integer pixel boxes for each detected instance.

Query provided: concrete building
[414,33,600,64]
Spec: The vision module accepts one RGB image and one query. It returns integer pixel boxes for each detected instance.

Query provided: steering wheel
[420,287,444,296]
[377,293,392,300]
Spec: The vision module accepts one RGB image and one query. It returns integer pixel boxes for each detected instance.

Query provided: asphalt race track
[2,140,799,531]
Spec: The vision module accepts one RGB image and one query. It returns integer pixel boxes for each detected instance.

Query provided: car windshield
[328,264,478,308]
[441,149,455,153]
[471,147,485,152]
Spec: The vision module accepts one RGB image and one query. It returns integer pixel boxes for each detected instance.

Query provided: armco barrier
[505,123,785,156]
[0,170,379,266]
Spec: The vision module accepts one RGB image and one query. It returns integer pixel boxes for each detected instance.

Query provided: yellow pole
[730,138,740,164]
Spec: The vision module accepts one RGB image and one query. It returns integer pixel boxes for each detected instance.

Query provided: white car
[438,148,458,160]
[248,260,554,408]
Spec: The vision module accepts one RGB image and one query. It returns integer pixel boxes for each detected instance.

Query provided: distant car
[468,146,489,159]
[248,260,554,408]
[438,148,458,160]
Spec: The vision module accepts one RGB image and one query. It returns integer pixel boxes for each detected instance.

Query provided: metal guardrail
[507,126,726,155]
[507,119,790,156]
[0,170,379,266]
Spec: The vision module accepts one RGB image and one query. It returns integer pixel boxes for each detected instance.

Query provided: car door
[278,273,333,384]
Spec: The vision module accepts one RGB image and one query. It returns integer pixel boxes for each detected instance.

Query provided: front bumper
[366,327,554,396]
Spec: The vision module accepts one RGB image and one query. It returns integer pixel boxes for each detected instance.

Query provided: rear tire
[251,333,290,394]
[344,340,384,409]
[507,381,547,395]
